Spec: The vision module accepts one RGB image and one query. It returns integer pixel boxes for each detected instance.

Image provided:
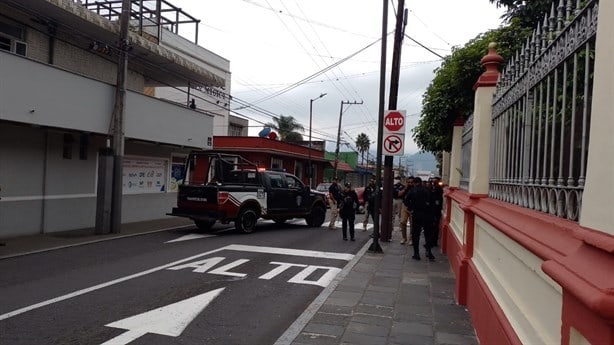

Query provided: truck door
[266,173,290,213]
[284,174,307,213]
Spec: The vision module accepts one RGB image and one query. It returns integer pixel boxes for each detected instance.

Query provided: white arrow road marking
[165,234,214,243]
[100,287,225,345]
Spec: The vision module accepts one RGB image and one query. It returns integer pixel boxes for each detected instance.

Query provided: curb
[0,224,195,260]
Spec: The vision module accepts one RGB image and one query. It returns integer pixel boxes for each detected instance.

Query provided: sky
[171,0,505,157]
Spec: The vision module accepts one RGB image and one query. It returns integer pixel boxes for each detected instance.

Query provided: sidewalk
[0,218,193,259]
[0,220,477,345]
[286,229,477,345]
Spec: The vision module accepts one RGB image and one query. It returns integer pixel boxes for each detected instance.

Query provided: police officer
[362,178,376,231]
[339,182,359,241]
[404,177,435,261]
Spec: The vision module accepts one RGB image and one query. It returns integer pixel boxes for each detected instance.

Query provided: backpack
[341,193,356,211]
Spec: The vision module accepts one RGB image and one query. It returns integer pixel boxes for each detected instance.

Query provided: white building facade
[0,0,231,238]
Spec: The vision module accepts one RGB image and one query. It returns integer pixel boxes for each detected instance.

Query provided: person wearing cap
[328,177,342,229]
[339,182,359,241]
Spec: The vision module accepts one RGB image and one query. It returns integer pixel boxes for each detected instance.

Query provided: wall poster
[170,155,186,192]
[122,156,167,194]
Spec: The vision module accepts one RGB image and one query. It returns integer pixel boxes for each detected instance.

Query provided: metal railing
[460,115,473,191]
[489,0,597,221]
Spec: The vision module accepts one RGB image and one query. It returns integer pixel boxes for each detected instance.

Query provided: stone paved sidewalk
[290,230,478,345]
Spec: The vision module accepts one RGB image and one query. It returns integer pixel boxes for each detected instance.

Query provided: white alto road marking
[100,287,225,345]
[165,234,214,243]
[0,245,352,321]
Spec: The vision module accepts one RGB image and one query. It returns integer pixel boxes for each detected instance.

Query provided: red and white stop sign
[384,110,405,132]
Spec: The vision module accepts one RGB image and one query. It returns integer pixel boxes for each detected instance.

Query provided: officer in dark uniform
[403,177,435,261]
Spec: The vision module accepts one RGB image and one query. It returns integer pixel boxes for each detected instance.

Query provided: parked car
[316,182,332,208]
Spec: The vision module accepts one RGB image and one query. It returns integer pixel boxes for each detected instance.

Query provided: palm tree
[266,115,305,142]
[355,133,370,165]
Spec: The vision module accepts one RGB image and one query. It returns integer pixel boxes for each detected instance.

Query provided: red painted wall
[441,187,614,345]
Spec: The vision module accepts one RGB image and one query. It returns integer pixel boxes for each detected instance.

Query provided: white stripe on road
[224,244,354,261]
[0,247,226,321]
[0,245,353,321]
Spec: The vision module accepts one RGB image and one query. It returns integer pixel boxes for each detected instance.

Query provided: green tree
[413,22,532,153]
[489,0,556,28]
[266,115,305,142]
[355,133,371,165]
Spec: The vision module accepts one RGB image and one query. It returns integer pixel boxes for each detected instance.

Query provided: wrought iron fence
[460,115,473,191]
[489,0,597,221]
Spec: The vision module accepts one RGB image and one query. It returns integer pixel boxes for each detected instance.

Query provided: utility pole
[368,0,389,254]
[110,0,131,233]
[334,100,363,178]
[379,0,407,242]
[309,93,327,188]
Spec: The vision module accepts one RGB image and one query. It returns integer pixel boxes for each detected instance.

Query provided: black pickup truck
[168,152,327,233]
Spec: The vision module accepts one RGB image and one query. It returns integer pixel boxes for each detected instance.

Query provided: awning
[329,161,354,172]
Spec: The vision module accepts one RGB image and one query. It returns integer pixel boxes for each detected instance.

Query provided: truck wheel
[236,208,258,233]
[306,205,326,227]
[194,220,216,232]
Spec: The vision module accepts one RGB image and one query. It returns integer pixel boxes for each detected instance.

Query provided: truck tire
[305,205,326,227]
[236,207,258,233]
[194,220,216,232]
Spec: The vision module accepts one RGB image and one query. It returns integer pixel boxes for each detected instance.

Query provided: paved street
[0,214,477,345]
[0,219,368,345]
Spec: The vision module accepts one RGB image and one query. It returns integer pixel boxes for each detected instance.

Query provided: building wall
[0,123,191,238]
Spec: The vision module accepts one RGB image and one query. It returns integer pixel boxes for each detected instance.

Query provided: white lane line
[165,234,215,243]
[0,247,228,321]
[224,244,354,261]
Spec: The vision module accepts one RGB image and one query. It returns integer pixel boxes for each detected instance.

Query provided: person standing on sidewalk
[361,178,376,231]
[429,177,444,246]
[339,182,359,241]
[391,177,405,230]
[328,177,343,229]
[404,177,435,261]
[398,176,414,245]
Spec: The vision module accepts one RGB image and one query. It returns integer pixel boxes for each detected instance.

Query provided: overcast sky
[172,0,505,156]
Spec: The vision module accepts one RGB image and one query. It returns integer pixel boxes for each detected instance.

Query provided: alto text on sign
[383,110,406,134]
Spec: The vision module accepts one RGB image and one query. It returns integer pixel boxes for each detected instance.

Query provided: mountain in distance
[405,151,439,176]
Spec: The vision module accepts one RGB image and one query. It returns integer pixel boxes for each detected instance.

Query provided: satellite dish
[258,127,271,137]
[268,131,278,140]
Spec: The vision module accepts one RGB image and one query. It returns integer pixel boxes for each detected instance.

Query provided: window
[285,175,303,189]
[271,157,283,171]
[79,134,89,160]
[63,134,74,159]
[269,174,284,188]
[0,21,26,56]
[228,124,243,136]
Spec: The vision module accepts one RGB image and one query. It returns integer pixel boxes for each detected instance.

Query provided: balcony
[0,51,213,149]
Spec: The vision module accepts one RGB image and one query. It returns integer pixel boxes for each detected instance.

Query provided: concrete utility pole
[309,93,327,188]
[334,100,363,178]
[379,0,407,242]
[368,0,389,254]
[110,0,131,233]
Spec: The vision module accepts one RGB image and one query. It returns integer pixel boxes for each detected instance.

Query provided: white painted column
[579,0,614,235]
[468,86,496,195]
[468,43,502,195]
[449,124,463,188]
